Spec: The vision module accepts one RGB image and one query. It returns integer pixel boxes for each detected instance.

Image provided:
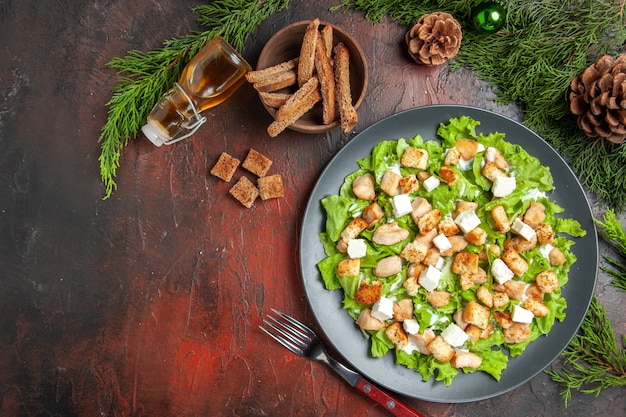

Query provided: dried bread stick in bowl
[250,19,368,136]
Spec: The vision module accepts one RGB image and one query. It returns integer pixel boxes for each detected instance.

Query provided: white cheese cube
[422,176,440,192]
[435,256,445,271]
[433,233,452,252]
[454,210,481,233]
[511,305,534,323]
[491,258,514,284]
[347,239,367,259]
[391,194,413,217]
[511,218,537,241]
[371,297,394,322]
[418,265,442,292]
[403,319,420,335]
[441,323,469,347]
[492,175,516,197]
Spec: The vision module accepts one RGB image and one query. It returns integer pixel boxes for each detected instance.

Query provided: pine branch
[98,0,291,199]
[596,209,626,291]
[336,0,626,211]
[546,296,626,407]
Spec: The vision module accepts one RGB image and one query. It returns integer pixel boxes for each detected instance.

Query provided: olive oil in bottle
[142,37,251,146]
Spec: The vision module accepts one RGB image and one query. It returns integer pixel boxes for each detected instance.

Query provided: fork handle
[355,377,426,417]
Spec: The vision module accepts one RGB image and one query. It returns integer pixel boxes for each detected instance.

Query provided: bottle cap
[141,121,168,147]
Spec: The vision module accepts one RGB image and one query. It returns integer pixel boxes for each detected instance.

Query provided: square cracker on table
[210,152,240,182]
[229,176,259,208]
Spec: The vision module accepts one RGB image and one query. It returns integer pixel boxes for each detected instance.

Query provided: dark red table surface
[1,1,624,416]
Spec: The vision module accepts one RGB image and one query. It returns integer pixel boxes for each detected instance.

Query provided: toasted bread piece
[259,91,292,108]
[253,69,297,92]
[333,42,358,132]
[321,24,333,59]
[258,174,284,200]
[245,58,299,84]
[242,148,273,177]
[315,38,337,125]
[229,176,259,208]
[268,77,322,137]
[297,18,319,86]
[210,152,240,182]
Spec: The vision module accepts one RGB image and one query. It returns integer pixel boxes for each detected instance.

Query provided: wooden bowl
[256,20,368,134]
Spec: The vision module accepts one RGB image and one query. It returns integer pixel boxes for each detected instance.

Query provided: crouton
[427,291,451,308]
[439,217,460,237]
[503,279,526,300]
[297,19,319,86]
[380,170,402,196]
[400,240,428,263]
[258,174,284,200]
[242,149,273,177]
[549,247,566,266]
[427,336,455,363]
[535,269,559,293]
[354,280,382,304]
[451,351,482,369]
[459,273,475,291]
[340,217,369,242]
[385,322,409,349]
[401,147,429,170]
[403,275,420,297]
[482,161,507,182]
[210,152,240,182]
[399,174,420,194]
[229,176,259,208]
[465,227,487,246]
[393,298,414,322]
[476,286,493,307]
[523,202,546,229]
[504,322,531,344]
[525,283,544,302]
[452,251,479,275]
[417,209,442,235]
[333,42,359,133]
[355,309,385,331]
[490,205,511,233]
[502,248,529,276]
[337,258,360,278]
[524,298,550,317]
[492,291,510,308]
[535,223,555,245]
[462,301,491,329]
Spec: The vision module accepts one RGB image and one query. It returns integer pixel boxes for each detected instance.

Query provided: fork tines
[260,309,315,356]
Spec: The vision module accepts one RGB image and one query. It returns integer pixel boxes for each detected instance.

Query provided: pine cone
[405,12,462,66]
[569,55,626,144]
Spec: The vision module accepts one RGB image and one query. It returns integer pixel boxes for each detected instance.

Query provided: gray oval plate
[299,105,598,403]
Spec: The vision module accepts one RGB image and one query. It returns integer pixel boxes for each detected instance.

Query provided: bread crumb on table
[210,152,240,182]
[242,149,273,177]
[258,174,284,200]
[229,176,259,208]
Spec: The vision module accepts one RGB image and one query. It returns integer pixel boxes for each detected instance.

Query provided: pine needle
[335,0,626,211]
[546,296,626,406]
[596,209,626,291]
[98,0,291,199]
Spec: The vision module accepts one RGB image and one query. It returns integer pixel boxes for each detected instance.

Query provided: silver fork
[260,309,426,417]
